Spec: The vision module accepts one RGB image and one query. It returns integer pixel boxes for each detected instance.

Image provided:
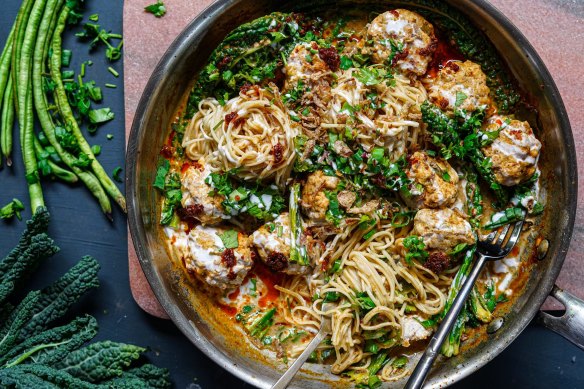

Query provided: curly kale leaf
[0,233,59,306]
[54,341,146,383]
[104,364,172,389]
[0,291,40,358]
[412,0,521,112]
[0,207,50,279]
[0,363,96,389]
[185,12,317,117]
[20,256,100,339]
[1,316,98,367]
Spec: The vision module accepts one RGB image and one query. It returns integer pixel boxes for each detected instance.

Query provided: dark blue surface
[0,1,583,388]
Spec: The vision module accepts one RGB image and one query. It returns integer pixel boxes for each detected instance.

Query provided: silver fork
[405,220,524,389]
[271,303,333,389]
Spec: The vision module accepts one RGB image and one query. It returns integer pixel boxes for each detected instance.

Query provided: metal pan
[126,0,580,387]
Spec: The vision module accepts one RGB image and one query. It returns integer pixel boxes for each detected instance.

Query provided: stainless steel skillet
[126,0,580,387]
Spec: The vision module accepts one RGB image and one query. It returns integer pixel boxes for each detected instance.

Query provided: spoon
[271,303,333,389]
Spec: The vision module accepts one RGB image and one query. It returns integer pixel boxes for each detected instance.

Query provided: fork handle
[271,329,327,389]
[405,253,488,389]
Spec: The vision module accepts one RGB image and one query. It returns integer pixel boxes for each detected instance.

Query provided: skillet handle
[538,285,584,351]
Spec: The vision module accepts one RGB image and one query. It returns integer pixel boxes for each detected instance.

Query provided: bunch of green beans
[0,0,126,219]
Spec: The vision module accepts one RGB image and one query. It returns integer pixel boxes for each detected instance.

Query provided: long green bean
[1,75,14,166]
[18,0,49,213]
[50,7,126,212]
[11,0,34,122]
[0,26,15,132]
[33,0,113,218]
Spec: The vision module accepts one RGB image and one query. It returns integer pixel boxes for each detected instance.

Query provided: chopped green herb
[402,235,429,265]
[90,145,101,155]
[105,83,116,88]
[61,49,72,67]
[112,167,123,182]
[153,159,170,190]
[0,198,25,220]
[89,13,99,22]
[108,67,119,77]
[454,91,468,107]
[339,55,353,70]
[88,108,114,124]
[106,134,113,140]
[219,230,239,249]
[145,0,167,17]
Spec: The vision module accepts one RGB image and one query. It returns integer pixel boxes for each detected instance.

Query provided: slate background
[0,0,582,388]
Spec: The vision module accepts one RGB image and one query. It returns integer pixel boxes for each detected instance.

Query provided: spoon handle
[271,329,327,389]
[405,253,487,389]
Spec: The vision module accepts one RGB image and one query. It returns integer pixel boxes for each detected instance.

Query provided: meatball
[367,9,436,75]
[401,151,459,209]
[427,60,490,114]
[481,115,541,186]
[180,162,227,225]
[169,225,252,290]
[284,42,331,90]
[251,213,310,275]
[413,208,476,252]
[301,170,340,223]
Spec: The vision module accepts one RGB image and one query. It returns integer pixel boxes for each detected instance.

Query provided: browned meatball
[413,208,476,252]
[367,9,436,75]
[401,151,459,209]
[426,60,491,114]
[301,171,339,223]
[481,115,541,186]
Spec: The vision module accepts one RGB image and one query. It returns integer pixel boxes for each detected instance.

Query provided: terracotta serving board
[124,0,584,318]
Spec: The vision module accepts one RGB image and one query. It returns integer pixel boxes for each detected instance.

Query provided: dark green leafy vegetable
[19,256,100,339]
[0,198,25,220]
[1,315,98,367]
[145,1,166,17]
[0,209,171,388]
[55,341,145,382]
[421,101,508,204]
[186,12,321,117]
